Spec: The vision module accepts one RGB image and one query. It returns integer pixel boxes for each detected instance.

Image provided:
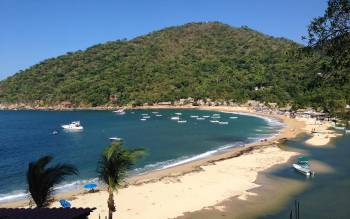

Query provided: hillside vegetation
[0,22,348,113]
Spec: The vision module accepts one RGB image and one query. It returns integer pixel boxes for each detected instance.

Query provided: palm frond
[26,155,78,207]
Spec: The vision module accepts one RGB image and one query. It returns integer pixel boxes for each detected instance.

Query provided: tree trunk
[107,188,116,219]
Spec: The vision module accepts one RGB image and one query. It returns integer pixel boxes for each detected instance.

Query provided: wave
[0,178,100,203]
[131,142,244,175]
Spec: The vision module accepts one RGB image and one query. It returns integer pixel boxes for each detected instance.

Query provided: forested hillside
[0,22,348,113]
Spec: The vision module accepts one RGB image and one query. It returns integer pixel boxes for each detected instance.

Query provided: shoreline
[0,106,332,219]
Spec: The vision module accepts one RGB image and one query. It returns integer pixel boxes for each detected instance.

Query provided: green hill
[0,22,345,110]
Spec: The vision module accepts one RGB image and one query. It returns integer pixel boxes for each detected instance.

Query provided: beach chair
[59,199,71,208]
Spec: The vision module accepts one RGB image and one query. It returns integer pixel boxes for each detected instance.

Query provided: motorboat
[190,115,199,118]
[210,120,219,123]
[203,115,210,118]
[143,116,151,119]
[109,137,122,142]
[61,121,83,130]
[196,117,205,120]
[175,112,182,115]
[171,116,180,120]
[293,156,314,176]
[113,109,126,115]
[219,121,229,125]
[52,130,58,135]
[177,120,187,123]
[229,116,238,119]
[140,118,147,121]
[155,114,162,117]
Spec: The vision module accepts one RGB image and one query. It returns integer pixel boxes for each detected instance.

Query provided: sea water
[0,109,282,203]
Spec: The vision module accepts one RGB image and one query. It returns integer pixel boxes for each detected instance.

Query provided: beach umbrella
[59,199,71,208]
[83,183,97,190]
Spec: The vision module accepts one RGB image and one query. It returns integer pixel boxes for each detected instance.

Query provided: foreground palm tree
[98,141,144,219]
[26,155,78,207]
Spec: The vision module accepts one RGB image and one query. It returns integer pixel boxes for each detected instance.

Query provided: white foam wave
[0,178,100,203]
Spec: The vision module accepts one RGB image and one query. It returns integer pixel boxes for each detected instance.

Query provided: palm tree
[98,141,144,219]
[26,155,78,207]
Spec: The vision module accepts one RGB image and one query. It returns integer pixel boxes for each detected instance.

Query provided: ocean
[0,109,283,203]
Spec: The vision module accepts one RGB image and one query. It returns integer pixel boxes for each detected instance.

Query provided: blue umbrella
[83,183,97,190]
[59,199,71,208]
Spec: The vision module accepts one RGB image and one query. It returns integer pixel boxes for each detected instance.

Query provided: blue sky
[0,0,327,80]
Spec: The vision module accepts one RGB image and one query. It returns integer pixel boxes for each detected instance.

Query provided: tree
[97,141,144,219]
[304,0,350,69]
[26,155,78,207]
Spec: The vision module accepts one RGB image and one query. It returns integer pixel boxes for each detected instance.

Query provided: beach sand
[297,117,338,146]
[1,105,334,219]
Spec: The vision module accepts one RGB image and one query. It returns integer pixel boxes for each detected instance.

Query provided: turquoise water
[259,134,350,219]
[0,109,282,202]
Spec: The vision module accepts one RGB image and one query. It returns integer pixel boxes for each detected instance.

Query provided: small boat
[219,121,229,125]
[190,115,199,118]
[229,116,238,119]
[171,116,180,120]
[175,112,182,115]
[141,113,149,116]
[143,116,151,119]
[210,120,219,123]
[212,114,220,116]
[61,121,83,131]
[333,126,345,130]
[140,118,147,121]
[203,115,210,118]
[52,130,58,135]
[155,114,162,117]
[113,109,126,115]
[292,156,314,176]
[196,117,205,120]
[345,129,350,134]
[152,112,159,114]
[109,137,122,141]
[177,120,187,123]
[211,115,221,119]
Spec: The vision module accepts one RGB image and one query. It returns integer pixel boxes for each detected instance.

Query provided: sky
[0,0,328,80]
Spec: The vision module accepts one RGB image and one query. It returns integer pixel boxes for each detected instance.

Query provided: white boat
[177,120,187,123]
[175,112,182,115]
[211,115,221,119]
[141,113,149,116]
[203,115,210,118]
[196,117,205,120]
[61,121,83,130]
[113,109,126,115]
[190,115,199,118]
[293,164,313,176]
[152,112,159,114]
[345,129,350,134]
[219,121,229,125]
[143,116,151,119]
[155,114,162,117]
[140,118,147,121]
[292,156,314,176]
[109,137,122,141]
[333,126,345,130]
[210,120,219,123]
[171,116,180,120]
[229,116,238,119]
[212,114,220,116]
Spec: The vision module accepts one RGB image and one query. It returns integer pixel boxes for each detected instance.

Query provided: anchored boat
[61,121,84,131]
[293,156,315,177]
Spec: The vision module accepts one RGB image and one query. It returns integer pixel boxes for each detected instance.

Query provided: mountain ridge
[0,22,325,108]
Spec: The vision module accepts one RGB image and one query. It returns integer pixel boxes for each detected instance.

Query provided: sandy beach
[0,105,336,219]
